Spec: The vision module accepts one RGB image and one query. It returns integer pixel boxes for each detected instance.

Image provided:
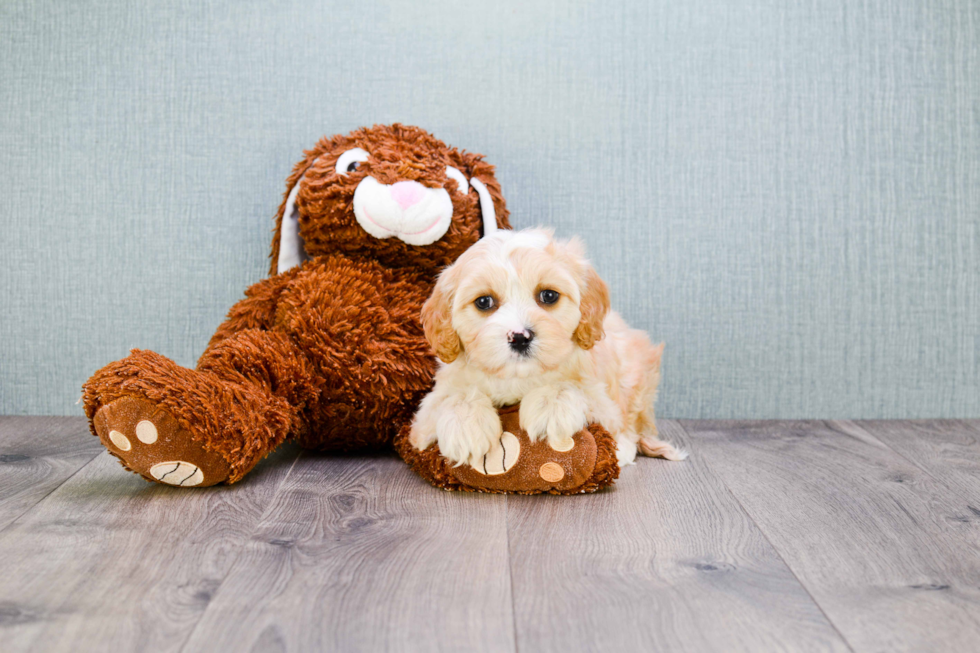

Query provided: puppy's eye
[474,296,495,311]
[538,289,560,305]
[336,148,369,176]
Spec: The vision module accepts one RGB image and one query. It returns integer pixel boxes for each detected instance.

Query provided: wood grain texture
[5,418,980,652]
[0,443,301,652]
[684,419,980,653]
[840,420,980,506]
[182,452,515,653]
[0,417,103,533]
[507,421,848,653]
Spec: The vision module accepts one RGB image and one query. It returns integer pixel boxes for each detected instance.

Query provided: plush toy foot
[93,396,231,487]
[83,349,295,486]
[395,404,620,495]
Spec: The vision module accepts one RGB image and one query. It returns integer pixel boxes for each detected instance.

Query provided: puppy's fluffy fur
[410,228,686,468]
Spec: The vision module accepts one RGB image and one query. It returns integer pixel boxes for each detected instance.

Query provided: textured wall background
[1,0,977,418]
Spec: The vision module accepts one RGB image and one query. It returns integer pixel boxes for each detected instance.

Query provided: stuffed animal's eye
[474,295,495,311]
[445,166,470,194]
[336,148,369,176]
[538,289,560,305]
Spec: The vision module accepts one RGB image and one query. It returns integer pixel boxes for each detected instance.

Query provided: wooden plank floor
[1,417,979,652]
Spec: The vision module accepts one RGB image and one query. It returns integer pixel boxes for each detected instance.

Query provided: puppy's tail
[634,342,687,460]
[639,436,688,461]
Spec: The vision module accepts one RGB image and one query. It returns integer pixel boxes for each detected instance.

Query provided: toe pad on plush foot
[93,396,230,487]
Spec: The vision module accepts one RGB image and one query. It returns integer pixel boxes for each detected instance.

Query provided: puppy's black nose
[508,329,534,354]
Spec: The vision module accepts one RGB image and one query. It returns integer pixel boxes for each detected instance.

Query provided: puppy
[410,228,686,468]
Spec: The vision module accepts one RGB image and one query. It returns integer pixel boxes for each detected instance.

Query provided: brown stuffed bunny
[83,124,509,486]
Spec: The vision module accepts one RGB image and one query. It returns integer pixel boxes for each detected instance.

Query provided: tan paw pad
[473,431,521,476]
[135,420,158,444]
[539,462,565,483]
[150,461,204,487]
[108,430,131,451]
[549,438,574,452]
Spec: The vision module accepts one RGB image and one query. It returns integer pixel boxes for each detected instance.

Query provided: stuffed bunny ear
[469,177,497,238]
[449,150,510,235]
[276,160,318,274]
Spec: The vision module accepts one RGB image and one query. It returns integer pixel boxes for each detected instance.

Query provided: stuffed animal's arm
[206,269,300,349]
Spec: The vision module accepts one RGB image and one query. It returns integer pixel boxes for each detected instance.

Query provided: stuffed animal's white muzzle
[277,158,499,274]
[353,177,453,246]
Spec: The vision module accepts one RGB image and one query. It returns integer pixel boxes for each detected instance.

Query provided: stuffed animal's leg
[83,329,319,486]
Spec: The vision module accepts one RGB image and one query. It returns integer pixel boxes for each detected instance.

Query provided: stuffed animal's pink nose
[390,181,425,209]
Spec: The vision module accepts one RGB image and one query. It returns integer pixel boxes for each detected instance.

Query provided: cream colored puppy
[410,228,686,468]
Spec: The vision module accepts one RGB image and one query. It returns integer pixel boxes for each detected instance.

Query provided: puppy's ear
[422,266,462,363]
[572,265,610,350]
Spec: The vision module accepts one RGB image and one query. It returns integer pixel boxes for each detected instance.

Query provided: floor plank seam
[833,419,979,508]
[0,448,105,541]
[675,421,858,653]
[504,494,520,653]
[175,448,305,653]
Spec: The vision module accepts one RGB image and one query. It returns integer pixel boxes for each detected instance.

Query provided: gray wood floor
[1,417,979,652]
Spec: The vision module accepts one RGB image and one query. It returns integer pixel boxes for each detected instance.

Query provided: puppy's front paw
[519,386,588,448]
[436,394,503,467]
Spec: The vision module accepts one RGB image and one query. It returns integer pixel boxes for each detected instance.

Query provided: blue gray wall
[1,0,977,418]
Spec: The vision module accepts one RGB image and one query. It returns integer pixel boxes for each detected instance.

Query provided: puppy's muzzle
[508,329,535,356]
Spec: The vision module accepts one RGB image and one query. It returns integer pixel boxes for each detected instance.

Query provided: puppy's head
[421,229,610,377]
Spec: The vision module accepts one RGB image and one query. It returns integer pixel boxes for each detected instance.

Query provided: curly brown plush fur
[83,124,509,485]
